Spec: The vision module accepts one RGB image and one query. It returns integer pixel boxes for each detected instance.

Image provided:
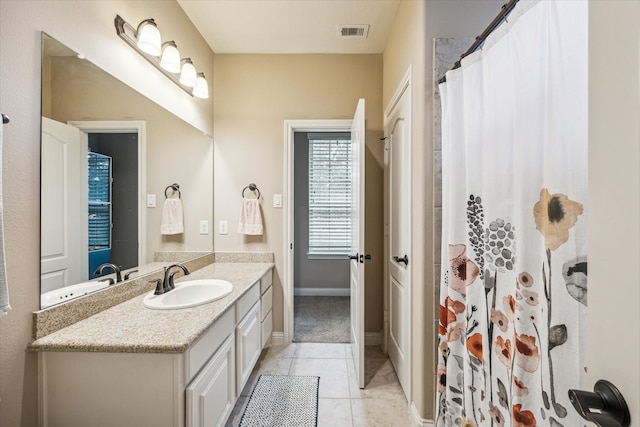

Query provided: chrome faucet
[162,264,190,293]
[94,263,122,283]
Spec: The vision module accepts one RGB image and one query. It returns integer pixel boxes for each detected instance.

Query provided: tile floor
[225,343,414,427]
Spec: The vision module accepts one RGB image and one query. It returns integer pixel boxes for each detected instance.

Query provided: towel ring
[242,183,261,199]
[165,183,181,199]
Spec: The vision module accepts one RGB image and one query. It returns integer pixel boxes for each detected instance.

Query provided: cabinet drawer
[261,310,273,348]
[187,307,235,381]
[260,286,272,321]
[236,284,260,323]
[260,270,273,294]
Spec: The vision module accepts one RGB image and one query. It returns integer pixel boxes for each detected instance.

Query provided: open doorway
[87,132,139,275]
[293,131,352,343]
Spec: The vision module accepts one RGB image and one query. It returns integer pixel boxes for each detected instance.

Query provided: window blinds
[307,133,352,255]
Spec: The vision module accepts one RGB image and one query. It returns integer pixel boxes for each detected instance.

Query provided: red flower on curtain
[491,308,510,332]
[495,335,512,367]
[513,376,529,396]
[514,334,540,372]
[438,296,466,342]
[503,294,516,321]
[448,244,480,294]
[467,333,483,361]
[512,404,537,427]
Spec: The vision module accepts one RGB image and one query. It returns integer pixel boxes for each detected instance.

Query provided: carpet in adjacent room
[293,295,350,343]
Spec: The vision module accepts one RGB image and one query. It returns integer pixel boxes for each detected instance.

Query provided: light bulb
[136,19,161,56]
[160,41,181,73]
[193,73,209,99]
[179,58,197,87]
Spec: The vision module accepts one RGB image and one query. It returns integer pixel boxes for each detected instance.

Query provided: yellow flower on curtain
[533,188,584,251]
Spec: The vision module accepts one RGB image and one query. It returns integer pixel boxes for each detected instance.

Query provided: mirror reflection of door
[88,132,138,277]
[40,117,86,293]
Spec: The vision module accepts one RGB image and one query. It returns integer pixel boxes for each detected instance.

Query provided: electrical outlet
[219,220,228,235]
[199,220,209,235]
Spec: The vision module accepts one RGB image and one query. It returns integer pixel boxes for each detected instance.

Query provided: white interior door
[350,99,366,389]
[386,81,411,399]
[41,117,87,293]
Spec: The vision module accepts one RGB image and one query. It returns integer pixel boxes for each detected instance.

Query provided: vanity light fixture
[114,15,209,99]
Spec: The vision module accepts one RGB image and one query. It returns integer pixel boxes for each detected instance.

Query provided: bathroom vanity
[31,261,273,427]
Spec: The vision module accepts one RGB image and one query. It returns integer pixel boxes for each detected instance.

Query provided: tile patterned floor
[226,343,414,427]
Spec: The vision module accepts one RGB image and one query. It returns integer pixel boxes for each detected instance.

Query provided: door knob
[349,253,358,260]
[359,254,371,263]
[568,380,630,427]
[393,255,409,266]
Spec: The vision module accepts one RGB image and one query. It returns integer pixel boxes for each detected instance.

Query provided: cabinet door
[186,334,235,427]
[236,301,261,397]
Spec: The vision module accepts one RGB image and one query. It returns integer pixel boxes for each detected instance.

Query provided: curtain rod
[438,0,520,84]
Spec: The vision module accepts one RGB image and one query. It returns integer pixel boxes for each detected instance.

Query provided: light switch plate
[199,220,209,235]
[147,194,156,208]
[219,220,228,235]
[273,194,282,208]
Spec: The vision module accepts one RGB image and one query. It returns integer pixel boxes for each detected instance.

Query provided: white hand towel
[238,198,263,235]
[0,124,9,317]
[161,198,184,235]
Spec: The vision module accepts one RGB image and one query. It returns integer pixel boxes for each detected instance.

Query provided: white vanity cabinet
[38,268,275,427]
[39,307,237,427]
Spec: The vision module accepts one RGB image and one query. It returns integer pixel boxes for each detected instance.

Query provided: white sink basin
[142,279,233,310]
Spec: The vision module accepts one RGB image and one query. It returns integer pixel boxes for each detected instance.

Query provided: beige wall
[588,0,640,420]
[0,1,213,425]
[212,54,384,334]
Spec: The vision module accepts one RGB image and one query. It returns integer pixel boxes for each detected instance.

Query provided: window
[307,132,352,256]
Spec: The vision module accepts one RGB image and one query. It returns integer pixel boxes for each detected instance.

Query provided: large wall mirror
[40,33,213,308]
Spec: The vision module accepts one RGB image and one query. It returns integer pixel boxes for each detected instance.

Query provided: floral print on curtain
[437,190,585,426]
[436,1,589,426]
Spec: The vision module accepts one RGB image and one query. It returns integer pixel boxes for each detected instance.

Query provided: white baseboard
[294,287,350,296]
[270,331,380,346]
[365,331,382,346]
[271,332,285,346]
[410,403,435,427]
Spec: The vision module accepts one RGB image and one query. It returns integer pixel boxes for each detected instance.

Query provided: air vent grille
[337,24,370,38]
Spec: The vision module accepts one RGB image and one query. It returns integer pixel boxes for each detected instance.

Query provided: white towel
[238,198,263,235]
[0,123,10,317]
[160,198,184,235]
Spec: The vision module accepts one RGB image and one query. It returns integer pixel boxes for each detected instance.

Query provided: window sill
[306,253,349,260]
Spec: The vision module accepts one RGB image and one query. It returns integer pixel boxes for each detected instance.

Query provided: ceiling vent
[337,24,370,38]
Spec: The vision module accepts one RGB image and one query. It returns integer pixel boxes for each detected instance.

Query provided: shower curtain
[437,1,587,426]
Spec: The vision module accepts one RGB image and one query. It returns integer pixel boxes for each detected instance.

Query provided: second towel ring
[165,183,181,199]
[242,183,261,199]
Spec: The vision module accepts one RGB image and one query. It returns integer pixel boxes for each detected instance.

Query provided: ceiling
[177,0,401,54]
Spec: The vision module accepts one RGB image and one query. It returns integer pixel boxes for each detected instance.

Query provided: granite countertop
[29,262,273,354]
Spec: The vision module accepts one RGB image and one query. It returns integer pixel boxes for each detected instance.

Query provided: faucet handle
[124,269,138,280]
[150,279,164,295]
